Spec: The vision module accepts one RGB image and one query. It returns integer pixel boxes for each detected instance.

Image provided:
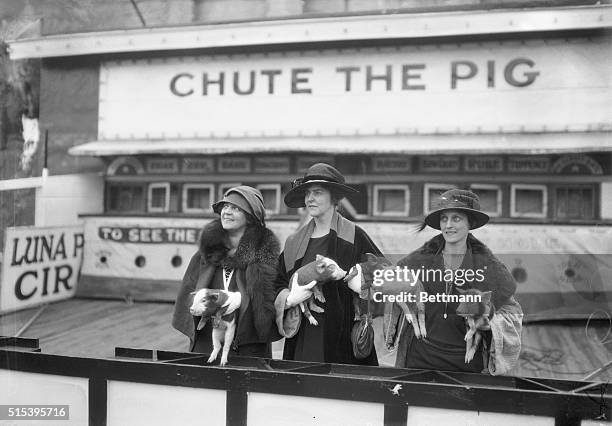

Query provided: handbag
[351,312,374,359]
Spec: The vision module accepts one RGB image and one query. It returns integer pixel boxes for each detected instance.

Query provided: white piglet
[189,288,237,366]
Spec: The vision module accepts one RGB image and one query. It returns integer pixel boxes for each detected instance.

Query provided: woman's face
[220,203,248,232]
[439,209,470,245]
[304,184,333,218]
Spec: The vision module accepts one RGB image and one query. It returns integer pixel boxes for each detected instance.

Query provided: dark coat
[274,212,382,365]
[172,219,280,349]
[385,233,518,370]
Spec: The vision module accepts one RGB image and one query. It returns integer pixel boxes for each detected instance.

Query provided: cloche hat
[284,163,358,208]
[424,189,489,230]
[212,185,266,226]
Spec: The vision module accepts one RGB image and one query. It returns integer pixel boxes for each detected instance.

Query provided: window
[182,184,214,214]
[424,183,456,214]
[511,184,547,218]
[107,183,145,213]
[148,183,170,213]
[343,183,368,216]
[554,186,595,220]
[470,184,502,217]
[373,184,410,216]
[256,184,281,215]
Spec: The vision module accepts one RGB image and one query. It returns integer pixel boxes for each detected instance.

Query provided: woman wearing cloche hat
[274,163,383,365]
[173,185,281,359]
[384,188,523,374]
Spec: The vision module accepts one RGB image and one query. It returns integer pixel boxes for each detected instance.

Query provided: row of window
[108,183,283,215]
[107,181,596,220]
[147,183,282,214]
[421,183,594,220]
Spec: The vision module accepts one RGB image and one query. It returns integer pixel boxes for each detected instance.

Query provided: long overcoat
[173,219,280,349]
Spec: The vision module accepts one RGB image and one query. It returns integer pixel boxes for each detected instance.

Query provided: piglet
[344,253,393,300]
[455,288,493,364]
[190,288,237,367]
[365,264,427,339]
[291,254,346,326]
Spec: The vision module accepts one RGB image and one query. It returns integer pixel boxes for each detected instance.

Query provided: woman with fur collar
[274,163,383,365]
[384,189,523,374]
[172,186,280,357]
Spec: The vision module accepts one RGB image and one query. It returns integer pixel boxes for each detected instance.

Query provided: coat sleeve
[171,251,201,342]
[486,253,518,309]
[348,226,385,317]
[273,252,302,338]
[246,261,278,341]
[382,255,411,350]
[354,225,383,259]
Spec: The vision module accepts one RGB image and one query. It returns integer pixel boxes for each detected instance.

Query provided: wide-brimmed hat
[284,163,358,208]
[212,185,266,226]
[424,189,489,230]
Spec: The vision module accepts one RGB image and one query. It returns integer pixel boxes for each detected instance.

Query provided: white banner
[81,216,299,281]
[99,37,612,139]
[82,217,206,281]
[1,226,84,314]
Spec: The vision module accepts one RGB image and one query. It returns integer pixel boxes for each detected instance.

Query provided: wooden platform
[2,298,612,381]
[0,298,188,358]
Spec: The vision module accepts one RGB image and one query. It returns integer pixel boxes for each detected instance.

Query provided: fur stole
[198,218,279,269]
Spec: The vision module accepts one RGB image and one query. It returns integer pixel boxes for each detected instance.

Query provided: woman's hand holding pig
[286,273,317,308]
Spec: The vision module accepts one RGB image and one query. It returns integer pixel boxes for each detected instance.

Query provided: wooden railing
[0,337,610,425]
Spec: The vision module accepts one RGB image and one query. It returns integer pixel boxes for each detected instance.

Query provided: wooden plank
[89,376,107,426]
[0,336,39,349]
[76,275,180,302]
[0,306,43,336]
[384,404,407,426]
[226,389,247,426]
[7,298,187,358]
[516,320,612,381]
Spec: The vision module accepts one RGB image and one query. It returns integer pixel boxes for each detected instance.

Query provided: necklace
[442,251,465,270]
[222,267,234,291]
[441,250,465,319]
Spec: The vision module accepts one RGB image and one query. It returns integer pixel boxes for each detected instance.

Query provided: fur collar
[418,233,492,257]
[198,219,280,269]
[404,232,516,309]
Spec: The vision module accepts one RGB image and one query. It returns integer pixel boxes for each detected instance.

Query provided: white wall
[107,381,226,426]
[0,370,89,425]
[35,173,104,226]
[248,393,385,426]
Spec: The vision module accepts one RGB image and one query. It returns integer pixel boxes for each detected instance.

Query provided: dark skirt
[403,334,487,373]
[285,289,378,366]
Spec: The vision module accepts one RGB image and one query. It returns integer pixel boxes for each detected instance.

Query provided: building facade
[7,1,612,318]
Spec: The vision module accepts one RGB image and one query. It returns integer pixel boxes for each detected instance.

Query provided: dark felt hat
[284,163,358,208]
[424,189,489,230]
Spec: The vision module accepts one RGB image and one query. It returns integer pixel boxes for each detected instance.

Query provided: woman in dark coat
[172,185,280,357]
[384,189,523,374]
[274,163,382,365]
